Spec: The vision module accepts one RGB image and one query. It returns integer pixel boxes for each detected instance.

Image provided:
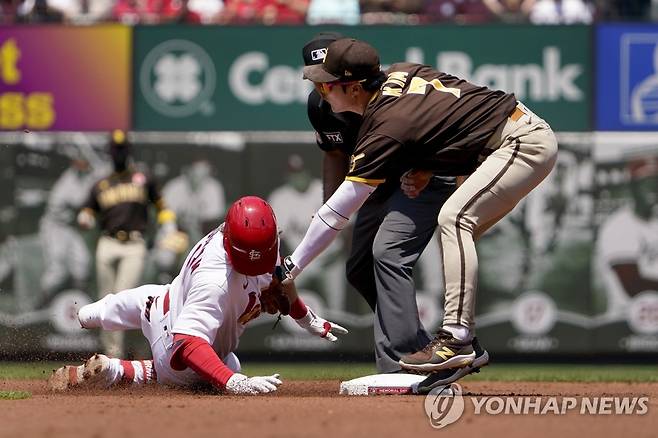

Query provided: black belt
[105,230,143,242]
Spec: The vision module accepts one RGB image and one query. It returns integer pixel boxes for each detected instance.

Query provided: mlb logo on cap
[302,32,344,66]
[311,48,328,62]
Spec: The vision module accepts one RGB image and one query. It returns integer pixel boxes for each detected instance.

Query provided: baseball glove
[158,230,189,254]
[260,271,290,316]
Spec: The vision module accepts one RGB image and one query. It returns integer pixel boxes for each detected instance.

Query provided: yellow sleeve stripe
[157,209,176,224]
[345,176,386,185]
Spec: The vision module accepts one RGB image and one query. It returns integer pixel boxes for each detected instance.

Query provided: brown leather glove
[259,269,290,316]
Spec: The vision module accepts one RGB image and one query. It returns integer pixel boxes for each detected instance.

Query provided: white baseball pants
[81,284,241,387]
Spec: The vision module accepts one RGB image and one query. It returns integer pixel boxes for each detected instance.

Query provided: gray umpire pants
[346,177,455,373]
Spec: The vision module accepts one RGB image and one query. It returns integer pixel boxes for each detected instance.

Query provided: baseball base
[339,373,431,396]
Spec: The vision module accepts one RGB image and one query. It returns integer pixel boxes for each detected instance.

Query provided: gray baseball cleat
[414,337,489,394]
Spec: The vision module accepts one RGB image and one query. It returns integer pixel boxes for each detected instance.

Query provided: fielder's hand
[225,373,282,395]
[77,209,96,229]
[400,169,432,199]
[295,306,348,342]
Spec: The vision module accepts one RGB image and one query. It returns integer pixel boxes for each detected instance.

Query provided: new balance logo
[435,346,456,361]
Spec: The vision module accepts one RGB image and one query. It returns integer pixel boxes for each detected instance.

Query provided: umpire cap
[302,32,343,66]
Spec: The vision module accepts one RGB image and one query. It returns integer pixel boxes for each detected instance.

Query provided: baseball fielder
[282,38,557,384]
[77,130,179,358]
[38,144,108,306]
[50,196,346,394]
[301,33,491,381]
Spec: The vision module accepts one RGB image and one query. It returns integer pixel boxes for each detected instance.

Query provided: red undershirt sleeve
[170,333,235,388]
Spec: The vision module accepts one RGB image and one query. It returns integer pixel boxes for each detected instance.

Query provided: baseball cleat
[48,353,112,391]
[414,337,490,394]
[398,329,475,373]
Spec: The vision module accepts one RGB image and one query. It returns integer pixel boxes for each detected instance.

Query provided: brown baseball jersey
[84,169,165,235]
[346,62,517,184]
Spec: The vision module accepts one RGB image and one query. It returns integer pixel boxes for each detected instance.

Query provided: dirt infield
[2,379,657,438]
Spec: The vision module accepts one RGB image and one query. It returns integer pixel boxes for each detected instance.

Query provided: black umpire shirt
[307,89,362,156]
[307,89,400,198]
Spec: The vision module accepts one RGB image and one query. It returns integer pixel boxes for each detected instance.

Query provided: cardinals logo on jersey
[238,292,261,325]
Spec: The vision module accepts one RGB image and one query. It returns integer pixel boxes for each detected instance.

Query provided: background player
[302,33,488,379]
[77,130,179,358]
[285,38,557,386]
[596,154,658,319]
[38,141,108,308]
[50,196,346,394]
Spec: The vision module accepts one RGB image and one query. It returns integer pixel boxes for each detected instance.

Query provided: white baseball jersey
[269,180,324,248]
[596,206,658,317]
[45,166,106,225]
[268,180,341,274]
[162,175,225,238]
[167,226,273,360]
[84,225,274,387]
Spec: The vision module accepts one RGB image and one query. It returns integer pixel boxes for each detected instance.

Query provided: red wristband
[289,297,308,320]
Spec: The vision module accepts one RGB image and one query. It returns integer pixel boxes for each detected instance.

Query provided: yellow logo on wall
[0,38,55,130]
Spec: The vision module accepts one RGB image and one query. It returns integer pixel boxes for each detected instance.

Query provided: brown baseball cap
[303,38,381,83]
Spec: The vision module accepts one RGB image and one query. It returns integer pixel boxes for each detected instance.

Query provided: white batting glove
[295,306,348,342]
[225,373,282,395]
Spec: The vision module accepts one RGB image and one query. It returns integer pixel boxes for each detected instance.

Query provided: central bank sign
[134,26,590,131]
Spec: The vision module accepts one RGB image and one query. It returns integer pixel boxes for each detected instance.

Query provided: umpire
[77,130,177,358]
[303,33,457,373]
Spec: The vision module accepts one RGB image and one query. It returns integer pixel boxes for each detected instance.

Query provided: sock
[443,324,472,342]
[119,359,156,384]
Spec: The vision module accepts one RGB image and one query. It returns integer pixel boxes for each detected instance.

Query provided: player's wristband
[282,256,302,280]
[289,297,308,320]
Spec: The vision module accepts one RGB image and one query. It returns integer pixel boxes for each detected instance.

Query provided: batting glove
[295,306,348,342]
[225,373,282,395]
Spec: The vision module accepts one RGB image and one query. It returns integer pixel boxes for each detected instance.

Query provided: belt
[105,230,143,242]
[509,105,527,122]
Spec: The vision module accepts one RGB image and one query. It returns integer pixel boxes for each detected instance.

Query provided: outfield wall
[0,131,656,358]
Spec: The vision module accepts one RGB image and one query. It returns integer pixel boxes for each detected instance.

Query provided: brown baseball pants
[439,102,558,330]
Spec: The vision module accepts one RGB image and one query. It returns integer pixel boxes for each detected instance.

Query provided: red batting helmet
[223,196,279,276]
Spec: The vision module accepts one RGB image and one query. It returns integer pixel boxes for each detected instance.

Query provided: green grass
[1,361,656,383]
[0,391,31,400]
[0,362,63,380]
[459,364,658,383]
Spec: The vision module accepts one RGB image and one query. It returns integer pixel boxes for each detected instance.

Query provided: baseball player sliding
[49,196,346,395]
